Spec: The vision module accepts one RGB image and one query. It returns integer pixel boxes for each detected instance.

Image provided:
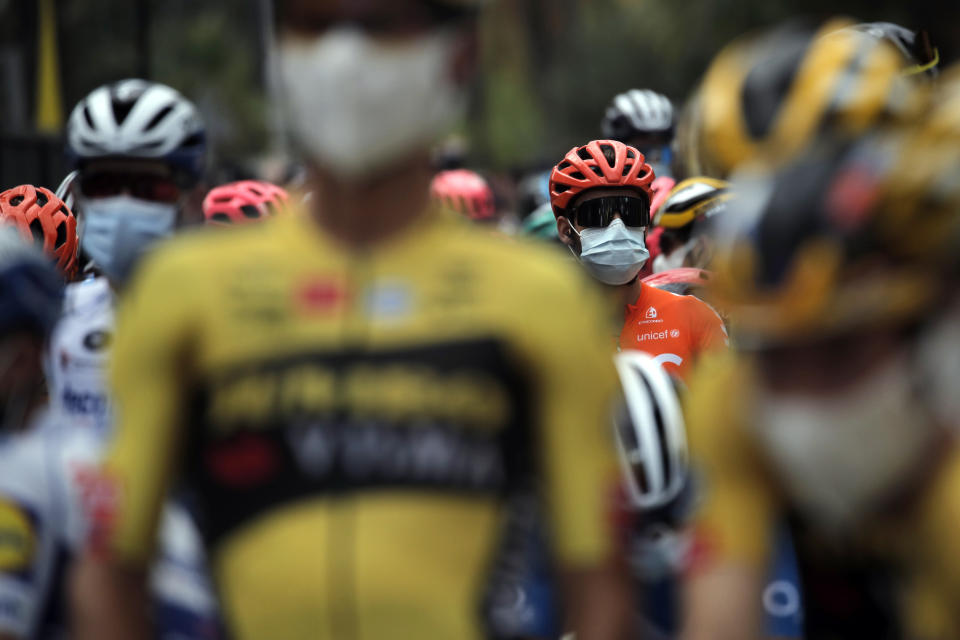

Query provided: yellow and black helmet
[688,18,930,179]
[709,131,960,347]
[653,177,731,230]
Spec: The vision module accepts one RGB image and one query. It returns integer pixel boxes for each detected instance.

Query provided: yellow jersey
[685,351,960,639]
[102,209,621,640]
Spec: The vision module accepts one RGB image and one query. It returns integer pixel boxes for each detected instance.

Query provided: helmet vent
[10,195,24,206]
[111,98,136,127]
[36,191,48,206]
[554,184,571,194]
[83,105,96,129]
[569,171,585,180]
[598,143,615,163]
[576,147,592,161]
[240,205,260,219]
[626,149,636,159]
[144,104,175,132]
[557,160,572,170]
[55,221,67,248]
[28,219,45,245]
[589,166,603,177]
[211,213,231,223]
[622,164,633,176]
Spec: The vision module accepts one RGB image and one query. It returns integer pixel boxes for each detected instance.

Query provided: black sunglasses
[571,195,650,229]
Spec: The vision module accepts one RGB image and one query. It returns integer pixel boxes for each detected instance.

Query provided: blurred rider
[650,177,731,274]
[72,2,630,640]
[682,127,960,640]
[549,139,726,380]
[430,168,497,223]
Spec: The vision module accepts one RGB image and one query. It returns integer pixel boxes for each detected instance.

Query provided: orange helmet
[549,140,654,218]
[203,180,290,226]
[430,169,496,221]
[0,185,78,277]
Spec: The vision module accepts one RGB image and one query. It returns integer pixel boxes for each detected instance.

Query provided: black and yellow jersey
[103,209,621,640]
[685,351,960,639]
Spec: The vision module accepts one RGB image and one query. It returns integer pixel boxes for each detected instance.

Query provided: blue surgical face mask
[569,217,650,286]
[79,195,177,284]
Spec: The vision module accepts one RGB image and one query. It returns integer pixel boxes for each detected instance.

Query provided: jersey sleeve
[688,297,728,355]
[101,248,199,566]
[520,266,621,567]
[684,354,776,573]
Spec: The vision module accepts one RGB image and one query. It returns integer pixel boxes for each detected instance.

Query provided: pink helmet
[430,169,496,221]
[203,180,289,226]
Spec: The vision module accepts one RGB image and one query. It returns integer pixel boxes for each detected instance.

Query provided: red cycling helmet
[430,169,496,221]
[203,180,290,226]
[0,185,78,278]
[549,140,655,218]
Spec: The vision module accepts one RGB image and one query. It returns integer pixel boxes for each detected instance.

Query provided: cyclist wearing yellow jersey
[681,127,960,639]
[70,2,631,640]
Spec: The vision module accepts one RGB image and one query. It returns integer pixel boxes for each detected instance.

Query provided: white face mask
[752,353,935,534]
[80,195,177,284]
[652,237,696,273]
[570,218,649,286]
[277,27,467,181]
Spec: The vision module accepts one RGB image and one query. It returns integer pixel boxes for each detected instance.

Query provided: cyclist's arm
[70,251,196,640]
[529,275,631,640]
[682,564,764,640]
[679,355,774,640]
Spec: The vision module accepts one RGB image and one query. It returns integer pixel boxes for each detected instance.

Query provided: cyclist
[549,139,726,380]
[203,180,290,226]
[0,228,94,640]
[0,185,79,280]
[519,201,561,244]
[429,168,497,223]
[682,127,960,639]
[650,177,730,274]
[51,80,222,638]
[601,89,676,217]
[683,18,932,179]
[73,3,630,640]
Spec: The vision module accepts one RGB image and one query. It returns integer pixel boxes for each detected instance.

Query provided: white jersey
[0,410,100,638]
[46,277,115,437]
[0,410,222,639]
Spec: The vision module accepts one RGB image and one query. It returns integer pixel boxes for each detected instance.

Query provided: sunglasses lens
[574,196,649,228]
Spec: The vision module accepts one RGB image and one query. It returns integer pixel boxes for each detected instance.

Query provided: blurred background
[1,0,958,188]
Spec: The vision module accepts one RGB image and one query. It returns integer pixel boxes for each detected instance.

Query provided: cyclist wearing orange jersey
[549,140,726,380]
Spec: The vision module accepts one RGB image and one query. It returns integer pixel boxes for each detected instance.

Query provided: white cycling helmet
[613,350,688,510]
[602,89,675,142]
[66,79,206,185]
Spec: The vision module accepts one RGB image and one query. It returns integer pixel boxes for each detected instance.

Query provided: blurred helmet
[518,202,560,241]
[549,140,655,218]
[430,169,496,221]
[690,18,926,178]
[601,89,675,143]
[914,63,960,142]
[613,350,688,510]
[515,170,551,219]
[654,177,731,230]
[642,267,712,297]
[844,22,939,79]
[0,185,78,278]
[0,227,64,338]
[203,180,290,226]
[66,79,207,185]
[709,133,960,347]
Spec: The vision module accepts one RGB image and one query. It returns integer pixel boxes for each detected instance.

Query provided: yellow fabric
[685,351,960,638]
[106,209,620,640]
[35,0,63,132]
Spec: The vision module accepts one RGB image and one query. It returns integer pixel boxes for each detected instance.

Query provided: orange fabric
[618,283,727,380]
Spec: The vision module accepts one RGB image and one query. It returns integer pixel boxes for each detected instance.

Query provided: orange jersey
[618,283,727,380]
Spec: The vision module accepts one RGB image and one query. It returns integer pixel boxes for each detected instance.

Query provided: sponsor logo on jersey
[636,330,669,342]
[62,388,109,416]
[670,329,680,338]
[82,330,113,352]
[645,307,657,319]
[365,281,413,321]
[0,500,36,572]
[297,279,348,314]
